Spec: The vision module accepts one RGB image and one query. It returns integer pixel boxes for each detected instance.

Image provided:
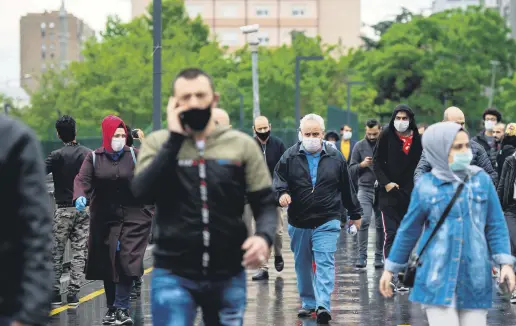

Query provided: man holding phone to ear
[131,68,277,325]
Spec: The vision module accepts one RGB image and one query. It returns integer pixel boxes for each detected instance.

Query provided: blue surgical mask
[449,150,473,171]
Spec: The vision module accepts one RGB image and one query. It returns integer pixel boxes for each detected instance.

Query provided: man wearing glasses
[414,106,498,184]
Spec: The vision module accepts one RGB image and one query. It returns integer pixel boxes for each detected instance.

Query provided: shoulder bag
[402,175,469,287]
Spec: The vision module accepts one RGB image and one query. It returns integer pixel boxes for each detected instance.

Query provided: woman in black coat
[74,115,151,325]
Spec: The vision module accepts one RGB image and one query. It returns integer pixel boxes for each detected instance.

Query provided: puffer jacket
[497,154,516,212]
[414,139,498,185]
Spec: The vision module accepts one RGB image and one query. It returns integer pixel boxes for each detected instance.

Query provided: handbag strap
[416,175,469,262]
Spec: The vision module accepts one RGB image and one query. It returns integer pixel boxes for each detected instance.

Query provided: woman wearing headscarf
[74,115,151,325]
[497,123,516,303]
[379,122,515,326]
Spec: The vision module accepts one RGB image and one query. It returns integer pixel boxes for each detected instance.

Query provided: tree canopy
[17,3,516,139]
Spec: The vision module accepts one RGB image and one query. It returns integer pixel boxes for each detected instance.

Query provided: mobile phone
[131,129,139,139]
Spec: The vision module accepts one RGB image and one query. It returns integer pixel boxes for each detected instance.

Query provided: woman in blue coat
[379,122,515,326]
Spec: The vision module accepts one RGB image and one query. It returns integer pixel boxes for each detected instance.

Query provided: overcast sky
[0,0,432,86]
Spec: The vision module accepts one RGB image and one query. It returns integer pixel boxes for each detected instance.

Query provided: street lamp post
[240,24,261,119]
[346,81,365,124]
[238,92,244,129]
[152,0,162,131]
[295,56,324,124]
[488,60,500,108]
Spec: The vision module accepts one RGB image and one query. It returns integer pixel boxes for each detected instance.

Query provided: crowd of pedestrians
[1,66,516,326]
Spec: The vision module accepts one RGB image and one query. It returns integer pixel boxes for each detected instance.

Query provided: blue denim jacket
[385,171,514,309]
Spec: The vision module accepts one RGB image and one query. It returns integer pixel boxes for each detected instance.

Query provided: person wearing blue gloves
[73,115,151,326]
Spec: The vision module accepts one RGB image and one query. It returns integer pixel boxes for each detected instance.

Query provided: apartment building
[131,0,362,50]
[432,0,499,12]
[19,2,95,92]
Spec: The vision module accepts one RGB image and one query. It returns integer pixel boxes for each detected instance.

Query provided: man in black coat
[247,115,287,281]
[373,104,423,291]
[0,116,53,326]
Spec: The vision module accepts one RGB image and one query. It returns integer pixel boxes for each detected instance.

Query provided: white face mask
[394,120,410,133]
[343,131,352,140]
[484,120,496,131]
[302,137,322,153]
[111,138,125,152]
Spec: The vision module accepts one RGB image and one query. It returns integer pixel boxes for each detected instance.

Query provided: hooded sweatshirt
[422,122,482,183]
[101,115,127,154]
[373,104,423,191]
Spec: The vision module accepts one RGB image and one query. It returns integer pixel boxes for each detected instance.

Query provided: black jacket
[472,131,494,154]
[496,145,516,177]
[45,143,91,206]
[273,142,363,228]
[373,105,422,210]
[0,116,53,325]
[414,139,498,185]
[349,138,377,188]
[497,154,516,214]
[254,135,286,177]
[132,127,277,281]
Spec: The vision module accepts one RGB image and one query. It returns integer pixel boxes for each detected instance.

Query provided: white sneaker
[511,291,516,304]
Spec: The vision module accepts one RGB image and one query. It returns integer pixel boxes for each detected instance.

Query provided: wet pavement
[48,221,516,325]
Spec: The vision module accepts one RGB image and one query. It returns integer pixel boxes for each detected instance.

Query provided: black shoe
[115,309,133,325]
[51,291,62,305]
[316,307,332,324]
[251,269,269,281]
[102,308,117,325]
[274,256,284,272]
[374,259,384,269]
[297,308,315,318]
[355,257,367,269]
[67,293,80,307]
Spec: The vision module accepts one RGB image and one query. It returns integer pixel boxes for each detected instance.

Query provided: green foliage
[21,2,516,142]
[357,6,516,122]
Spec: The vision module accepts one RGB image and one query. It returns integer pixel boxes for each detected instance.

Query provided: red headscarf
[101,115,127,152]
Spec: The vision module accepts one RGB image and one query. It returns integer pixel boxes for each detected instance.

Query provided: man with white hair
[273,113,362,324]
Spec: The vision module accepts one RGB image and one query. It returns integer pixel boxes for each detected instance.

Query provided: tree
[356,7,516,122]
[23,0,231,139]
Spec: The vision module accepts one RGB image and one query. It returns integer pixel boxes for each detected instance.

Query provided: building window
[49,44,55,50]
[41,45,46,59]
[41,63,46,71]
[255,7,269,17]
[186,4,203,17]
[50,63,55,69]
[49,22,55,28]
[222,5,237,18]
[257,32,270,45]
[220,32,238,46]
[41,22,46,37]
[50,53,55,59]
[292,6,306,17]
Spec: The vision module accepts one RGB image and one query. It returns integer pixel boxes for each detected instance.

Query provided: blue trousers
[288,219,341,312]
[151,268,246,326]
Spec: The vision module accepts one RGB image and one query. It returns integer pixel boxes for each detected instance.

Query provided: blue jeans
[288,219,341,312]
[151,268,246,326]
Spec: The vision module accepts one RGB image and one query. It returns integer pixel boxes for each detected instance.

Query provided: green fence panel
[326,106,358,141]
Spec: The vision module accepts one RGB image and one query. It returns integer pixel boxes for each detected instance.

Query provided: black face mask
[256,130,270,141]
[179,106,212,132]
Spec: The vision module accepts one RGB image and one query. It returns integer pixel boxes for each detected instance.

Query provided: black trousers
[381,206,404,260]
[505,211,516,257]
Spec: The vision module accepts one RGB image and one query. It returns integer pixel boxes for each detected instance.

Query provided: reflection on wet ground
[48,222,516,325]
